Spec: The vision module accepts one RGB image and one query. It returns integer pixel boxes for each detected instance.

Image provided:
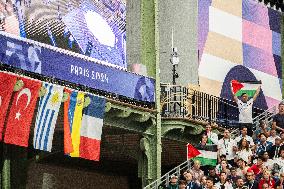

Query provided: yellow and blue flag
[70,92,85,157]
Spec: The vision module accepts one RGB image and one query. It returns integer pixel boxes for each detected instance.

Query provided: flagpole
[186,143,188,161]
[171,27,174,50]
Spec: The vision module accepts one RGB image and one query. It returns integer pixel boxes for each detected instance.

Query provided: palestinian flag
[231,80,261,97]
[187,143,201,159]
[192,144,217,166]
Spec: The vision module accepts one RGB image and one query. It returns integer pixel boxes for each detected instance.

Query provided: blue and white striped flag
[33,83,63,152]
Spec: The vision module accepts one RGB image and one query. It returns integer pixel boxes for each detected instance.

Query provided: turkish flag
[4,77,41,147]
[0,72,17,141]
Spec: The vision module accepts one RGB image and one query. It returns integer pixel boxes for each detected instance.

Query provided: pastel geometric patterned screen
[198,0,282,109]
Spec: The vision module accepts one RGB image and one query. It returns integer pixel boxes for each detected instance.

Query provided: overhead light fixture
[170,47,179,85]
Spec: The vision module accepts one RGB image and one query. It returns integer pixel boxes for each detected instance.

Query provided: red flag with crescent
[4,77,41,147]
[0,72,17,141]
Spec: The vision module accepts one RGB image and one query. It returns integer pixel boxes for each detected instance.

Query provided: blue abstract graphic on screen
[0,0,127,69]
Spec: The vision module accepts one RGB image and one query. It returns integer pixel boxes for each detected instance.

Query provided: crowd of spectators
[165,102,284,189]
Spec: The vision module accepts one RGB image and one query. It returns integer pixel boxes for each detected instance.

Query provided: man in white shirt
[234,127,255,149]
[218,129,235,165]
[267,129,277,145]
[205,124,218,145]
[231,85,260,137]
[262,151,274,171]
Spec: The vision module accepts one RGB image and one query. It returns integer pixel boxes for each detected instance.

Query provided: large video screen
[0,0,126,69]
[198,0,282,109]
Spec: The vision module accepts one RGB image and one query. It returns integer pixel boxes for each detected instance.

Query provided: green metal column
[140,0,162,186]
[141,0,157,78]
[2,145,10,189]
[2,160,10,189]
[153,0,162,181]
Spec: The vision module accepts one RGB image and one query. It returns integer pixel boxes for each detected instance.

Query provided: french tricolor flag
[79,95,106,161]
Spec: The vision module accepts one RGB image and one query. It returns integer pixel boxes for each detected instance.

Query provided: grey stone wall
[126,0,142,71]
[126,0,199,86]
[159,0,198,85]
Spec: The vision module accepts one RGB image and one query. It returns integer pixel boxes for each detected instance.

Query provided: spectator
[166,175,179,189]
[231,85,260,137]
[272,171,280,188]
[190,160,204,185]
[255,166,269,183]
[216,155,233,170]
[254,120,271,140]
[200,176,207,189]
[275,172,284,188]
[198,134,214,175]
[244,171,258,189]
[269,136,283,160]
[180,169,188,181]
[216,156,232,175]
[184,172,199,189]
[274,149,284,173]
[272,171,280,183]
[178,180,187,189]
[205,177,216,189]
[236,158,249,178]
[255,133,273,156]
[228,167,241,187]
[204,124,219,145]
[260,183,269,189]
[218,130,235,165]
[267,129,277,145]
[280,132,284,145]
[249,156,264,176]
[272,102,284,132]
[215,172,233,189]
[208,166,220,184]
[262,151,274,171]
[258,170,275,189]
[236,138,253,165]
[216,160,231,176]
[234,127,255,148]
[200,135,209,148]
[234,178,248,189]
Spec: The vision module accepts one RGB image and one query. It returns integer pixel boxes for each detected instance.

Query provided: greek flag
[33,83,63,152]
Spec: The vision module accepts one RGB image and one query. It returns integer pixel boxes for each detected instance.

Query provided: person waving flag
[231,80,261,137]
[231,80,261,98]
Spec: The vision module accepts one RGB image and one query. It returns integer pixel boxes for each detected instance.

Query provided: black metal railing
[160,84,266,128]
[161,84,188,118]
